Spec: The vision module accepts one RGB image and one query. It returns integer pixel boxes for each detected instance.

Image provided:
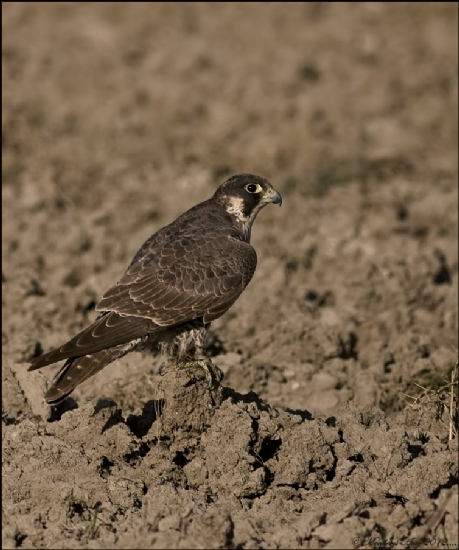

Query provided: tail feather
[29,312,153,371]
[45,344,134,404]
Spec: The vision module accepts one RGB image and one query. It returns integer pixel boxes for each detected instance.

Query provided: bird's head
[213,174,282,238]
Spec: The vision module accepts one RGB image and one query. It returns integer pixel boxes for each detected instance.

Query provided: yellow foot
[159,358,223,388]
[194,358,224,388]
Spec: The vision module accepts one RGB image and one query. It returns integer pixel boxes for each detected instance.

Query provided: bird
[28,173,282,404]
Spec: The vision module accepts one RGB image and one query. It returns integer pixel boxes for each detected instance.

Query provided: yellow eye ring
[245,183,262,194]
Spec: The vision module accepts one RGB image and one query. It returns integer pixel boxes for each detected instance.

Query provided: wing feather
[96,227,256,328]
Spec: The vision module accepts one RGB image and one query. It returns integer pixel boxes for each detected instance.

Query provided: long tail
[29,312,153,371]
[45,343,135,404]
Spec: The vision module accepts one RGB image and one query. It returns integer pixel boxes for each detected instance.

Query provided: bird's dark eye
[245,183,262,194]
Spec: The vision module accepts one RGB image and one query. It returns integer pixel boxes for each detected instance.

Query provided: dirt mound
[2,3,458,549]
[3,366,457,549]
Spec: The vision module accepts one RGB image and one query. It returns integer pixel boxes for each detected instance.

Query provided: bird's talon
[195,358,223,388]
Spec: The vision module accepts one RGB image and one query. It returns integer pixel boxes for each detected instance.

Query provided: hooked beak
[265,187,282,207]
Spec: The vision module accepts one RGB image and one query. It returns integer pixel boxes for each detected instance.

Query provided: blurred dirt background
[2,3,458,549]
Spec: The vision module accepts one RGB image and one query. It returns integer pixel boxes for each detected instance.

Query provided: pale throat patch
[225,196,248,222]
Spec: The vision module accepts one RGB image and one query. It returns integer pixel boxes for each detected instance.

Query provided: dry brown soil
[2,3,458,549]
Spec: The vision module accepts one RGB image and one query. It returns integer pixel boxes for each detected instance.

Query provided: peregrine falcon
[29,174,282,404]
